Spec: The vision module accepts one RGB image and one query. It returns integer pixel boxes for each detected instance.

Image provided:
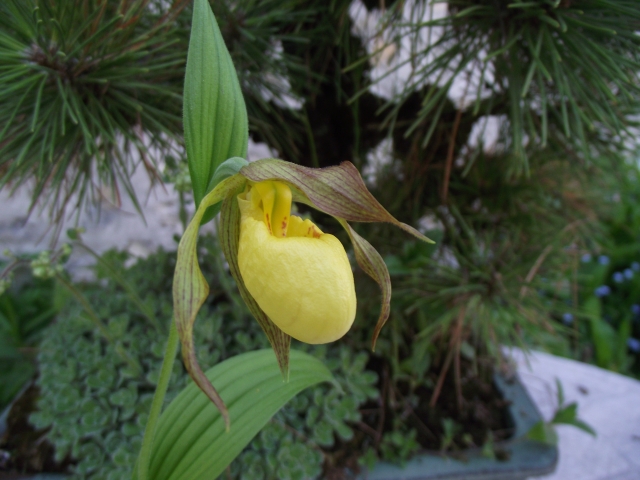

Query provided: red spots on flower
[281,217,287,236]
[306,226,321,238]
[265,213,272,234]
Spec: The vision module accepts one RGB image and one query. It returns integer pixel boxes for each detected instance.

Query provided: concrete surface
[508,349,640,480]
[0,139,274,279]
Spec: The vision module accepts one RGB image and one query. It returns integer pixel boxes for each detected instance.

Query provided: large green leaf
[141,349,332,480]
[184,0,248,211]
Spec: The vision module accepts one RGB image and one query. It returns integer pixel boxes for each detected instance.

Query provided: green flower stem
[136,319,179,480]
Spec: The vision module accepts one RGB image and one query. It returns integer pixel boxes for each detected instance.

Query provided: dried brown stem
[394,388,438,442]
[519,244,554,299]
[441,75,471,203]
[454,337,463,412]
[429,348,454,408]
[430,306,466,407]
[376,364,389,449]
[355,421,382,443]
[442,107,463,203]
[519,219,584,299]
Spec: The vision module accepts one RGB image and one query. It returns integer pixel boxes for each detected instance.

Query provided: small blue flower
[627,337,640,353]
[562,313,574,325]
[632,262,640,272]
[613,272,624,283]
[624,269,634,280]
[598,255,610,266]
[631,304,640,315]
[595,285,611,297]
[581,253,592,263]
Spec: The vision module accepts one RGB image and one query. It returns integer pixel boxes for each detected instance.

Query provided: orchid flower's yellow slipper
[237,180,357,344]
[173,157,433,426]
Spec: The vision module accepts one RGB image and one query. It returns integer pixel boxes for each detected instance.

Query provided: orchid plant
[135,1,432,478]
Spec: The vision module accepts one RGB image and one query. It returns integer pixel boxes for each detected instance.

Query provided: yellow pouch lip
[237,188,356,344]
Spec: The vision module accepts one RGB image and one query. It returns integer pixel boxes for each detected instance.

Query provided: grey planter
[359,374,558,480]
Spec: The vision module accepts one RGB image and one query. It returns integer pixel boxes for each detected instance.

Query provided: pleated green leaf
[184,0,248,212]
[143,349,332,480]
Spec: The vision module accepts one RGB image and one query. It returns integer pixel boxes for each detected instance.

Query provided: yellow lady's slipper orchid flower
[237,180,356,344]
[173,159,433,424]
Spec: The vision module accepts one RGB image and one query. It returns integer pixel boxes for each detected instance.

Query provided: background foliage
[1,0,640,476]
[0,0,189,221]
[0,266,63,409]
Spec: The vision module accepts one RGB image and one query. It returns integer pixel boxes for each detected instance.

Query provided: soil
[321,355,515,479]
[0,384,72,477]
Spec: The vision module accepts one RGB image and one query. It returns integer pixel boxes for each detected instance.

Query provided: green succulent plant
[30,237,378,479]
